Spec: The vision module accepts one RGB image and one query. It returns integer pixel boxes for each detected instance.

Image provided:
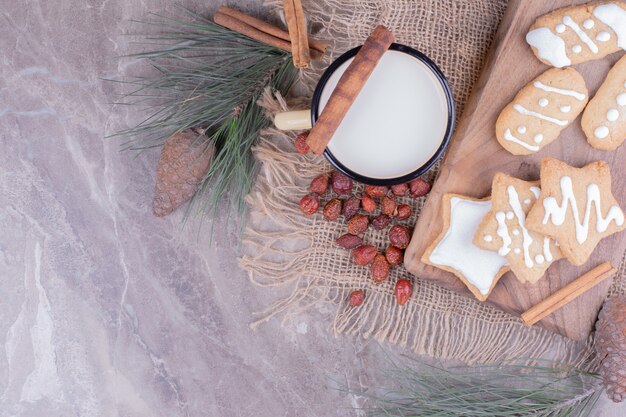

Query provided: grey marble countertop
[1,1,624,416]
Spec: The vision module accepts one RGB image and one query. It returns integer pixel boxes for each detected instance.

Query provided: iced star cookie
[495,68,588,155]
[526,1,626,68]
[582,54,626,151]
[422,194,509,302]
[473,173,563,284]
[526,158,626,266]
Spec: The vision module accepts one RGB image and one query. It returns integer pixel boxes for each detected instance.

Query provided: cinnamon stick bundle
[213,6,327,61]
[521,262,616,326]
[283,0,310,68]
[306,25,395,155]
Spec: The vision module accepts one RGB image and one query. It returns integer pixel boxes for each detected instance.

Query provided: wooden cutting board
[404,0,625,341]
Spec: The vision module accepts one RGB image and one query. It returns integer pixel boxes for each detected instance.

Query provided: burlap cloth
[241,0,625,364]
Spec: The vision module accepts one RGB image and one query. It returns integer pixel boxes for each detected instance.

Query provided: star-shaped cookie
[422,193,509,302]
[526,158,626,266]
[473,173,563,284]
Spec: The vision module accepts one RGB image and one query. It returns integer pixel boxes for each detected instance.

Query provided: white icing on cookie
[560,105,571,113]
[508,185,534,268]
[596,31,611,42]
[542,176,625,244]
[535,254,545,264]
[484,234,493,242]
[607,108,619,121]
[524,198,531,205]
[517,125,527,134]
[595,126,609,139]
[513,104,568,126]
[593,3,626,49]
[538,98,549,107]
[526,28,571,68]
[504,129,539,152]
[563,16,599,54]
[583,19,595,29]
[533,81,586,101]
[530,187,541,199]
[556,24,566,33]
[429,197,508,295]
[513,228,520,236]
[514,248,521,254]
[495,211,512,256]
[543,237,553,262]
[572,44,582,54]
[534,134,544,144]
[617,92,626,106]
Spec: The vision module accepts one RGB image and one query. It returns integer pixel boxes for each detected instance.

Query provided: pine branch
[108,6,298,224]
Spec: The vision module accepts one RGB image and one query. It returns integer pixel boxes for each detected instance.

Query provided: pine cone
[595,295,626,403]
[152,130,215,217]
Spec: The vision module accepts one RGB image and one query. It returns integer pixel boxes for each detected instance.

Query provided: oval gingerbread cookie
[526,1,626,68]
[582,54,626,151]
[495,67,588,155]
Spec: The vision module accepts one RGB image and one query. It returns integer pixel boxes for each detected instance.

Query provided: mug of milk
[274,43,455,186]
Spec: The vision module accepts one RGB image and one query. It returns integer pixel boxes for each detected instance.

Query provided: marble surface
[0,1,624,416]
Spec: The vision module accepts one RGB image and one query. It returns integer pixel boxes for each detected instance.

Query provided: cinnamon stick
[283,0,310,68]
[213,6,327,59]
[521,262,616,327]
[306,25,394,155]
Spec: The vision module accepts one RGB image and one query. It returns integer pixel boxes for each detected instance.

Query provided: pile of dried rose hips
[296,134,432,308]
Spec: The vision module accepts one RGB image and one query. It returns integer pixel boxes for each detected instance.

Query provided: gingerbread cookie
[473,173,563,284]
[582,54,626,151]
[422,194,509,301]
[526,158,626,266]
[526,1,626,68]
[495,67,588,155]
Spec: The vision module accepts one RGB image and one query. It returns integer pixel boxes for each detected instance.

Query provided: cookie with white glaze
[526,158,626,266]
[526,1,626,68]
[422,194,509,302]
[473,173,563,284]
[495,67,588,155]
[582,54,626,151]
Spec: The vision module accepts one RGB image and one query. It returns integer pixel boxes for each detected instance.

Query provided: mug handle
[274,110,312,131]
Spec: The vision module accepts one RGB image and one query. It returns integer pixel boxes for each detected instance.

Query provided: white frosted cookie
[582,54,626,151]
[526,1,626,68]
[495,68,588,155]
[473,173,563,285]
[422,194,509,302]
[526,158,626,266]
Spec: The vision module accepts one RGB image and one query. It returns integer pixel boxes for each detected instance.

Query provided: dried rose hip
[352,245,378,266]
[371,214,391,230]
[335,233,363,249]
[349,290,365,307]
[391,183,408,196]
[309,174,329,194]
[294,132,310,154]
[332,171,353,195]
[343,197,360,220]
[347,214,369,235]
[409,178,431,197]
[396,204,412,220]
[385,246,404,267]
[299,194,319,215]
[323,198,342,221]
[389,225,411,249]
[371,254,390,282]
[361,194,377,213]
[395,279,413,305]
[365,185,388,199]
[381,195,397,216]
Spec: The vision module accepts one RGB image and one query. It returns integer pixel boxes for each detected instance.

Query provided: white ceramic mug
[274,44,455,186]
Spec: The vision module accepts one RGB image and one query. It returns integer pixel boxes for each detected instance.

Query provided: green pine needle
[341,356,602,417]
[108,6,298,224]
